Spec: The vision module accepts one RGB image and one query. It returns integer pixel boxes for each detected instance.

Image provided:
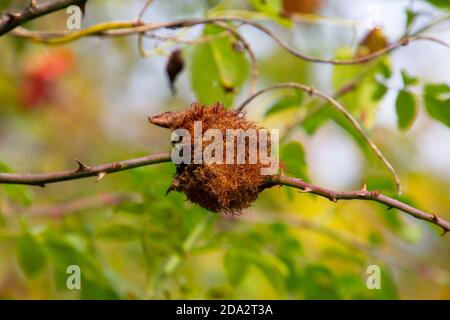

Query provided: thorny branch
[0,152,449,233]
[268,175,450,234]
[0,0,87,36]
[0,153,171,187]
[0,4,449,234]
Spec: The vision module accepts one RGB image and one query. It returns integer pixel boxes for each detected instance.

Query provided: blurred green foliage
[0,0,449,300]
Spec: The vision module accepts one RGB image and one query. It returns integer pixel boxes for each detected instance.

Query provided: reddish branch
[0,0,87,37]
[0,153,449,233]
[0,153,171,187]
[269,175,450,234]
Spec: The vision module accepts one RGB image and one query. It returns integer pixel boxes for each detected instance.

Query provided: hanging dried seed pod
[166,49,184,95]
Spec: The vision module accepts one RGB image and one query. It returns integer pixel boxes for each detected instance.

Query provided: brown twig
[0,153,171,187]
[236,82,402,195]
[0,0,87,37]
[9,16,450,65]
[0,152,448,232]
[269,175,450,233]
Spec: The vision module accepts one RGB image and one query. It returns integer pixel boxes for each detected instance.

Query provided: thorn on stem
[96,171,107,182]
[298,187,312,193]
[5,12,21,23]
[74,158,90,172]
[401,37,410,46]
[441,229,448,237]
[28,0,37,10]
[361,183,368,192]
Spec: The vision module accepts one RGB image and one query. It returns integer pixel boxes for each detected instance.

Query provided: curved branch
[10,16,450,65]
[0,0,88,37]
[236,82,402,195]
[269,175,450,234]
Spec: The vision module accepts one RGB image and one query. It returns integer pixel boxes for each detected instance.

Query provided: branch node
[298,187,312,193]
[5,12,21,23]
[371,189,381,197]
[356,183,369,196]
[112,162,123,170]
[401,37,410,46]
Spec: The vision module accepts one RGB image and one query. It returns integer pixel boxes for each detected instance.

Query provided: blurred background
[0,0,449,299]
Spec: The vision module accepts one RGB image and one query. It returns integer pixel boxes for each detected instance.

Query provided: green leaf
[43,231,119,297]
[301,265,339,299]
[223,250,250,286]
[395,90,417,131]
[225,247,289,291]
[401,69,418,87]
[280,141,309,179]
[372,82,388,101]
[190,24,249,107]
[332,47,387,127]
[405,9,417,29]
[44,232,102,281]
[0,161,33,205]
[264,95,303,117]
[301,47,392,131]
[424,83,450,127]
[425,0,450,9]
[16,232,47,278]
[245,250,289,291]
[377,59,392,79]
[96,223,141,242]
[0,0,13,10]
[248,0,292,27]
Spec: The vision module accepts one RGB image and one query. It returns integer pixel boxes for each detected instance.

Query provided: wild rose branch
[0,0,87,36]
[0,2,449,233]
[0,149,449,233]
